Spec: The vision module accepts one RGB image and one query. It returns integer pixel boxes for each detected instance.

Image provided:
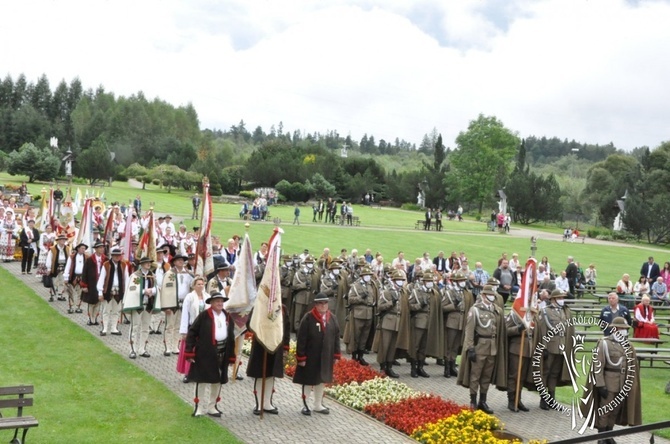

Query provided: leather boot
[436,358,445,366]
[549,391,556,410]
[380,362,386,374]
[410,360,418,378]
[417,363,430,378]
[507,392,518,412]
[539,394,549,411]
[443,363,451,378]
[449,360,458,377]
[596,427,608,444]
[469,394,477,410]
[606,426,617,444]
[477,392,494,414]
[517,396,529,412]
[385,362,399,378]
[357,350,369,366]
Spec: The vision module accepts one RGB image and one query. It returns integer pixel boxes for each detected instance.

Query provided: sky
[2,0,670,151]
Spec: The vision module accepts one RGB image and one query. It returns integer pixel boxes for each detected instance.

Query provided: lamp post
[530,236,537,259]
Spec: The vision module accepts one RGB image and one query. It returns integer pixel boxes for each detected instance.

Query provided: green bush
[587,229,601,238]
[151,179,161,186]
[475,213,482,221]
[238,190,257,200]
[401,203,422,211]
[596,234,613,241]
[115,171,128,181]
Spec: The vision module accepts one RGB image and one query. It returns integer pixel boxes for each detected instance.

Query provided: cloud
[1,0,669,150]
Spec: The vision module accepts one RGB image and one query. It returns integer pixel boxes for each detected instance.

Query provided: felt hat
[206,291,228,304]
[313,292,329,303]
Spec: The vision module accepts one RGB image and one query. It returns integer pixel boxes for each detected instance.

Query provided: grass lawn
[0,267,241,444]
[2,172,669,286]
[553,350,670,439]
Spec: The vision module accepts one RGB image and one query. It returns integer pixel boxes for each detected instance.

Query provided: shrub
[115,171,128,181]
[401,203,422,211]
[151,179,161,186]
[587,228,601,238]
[238,190,257,200]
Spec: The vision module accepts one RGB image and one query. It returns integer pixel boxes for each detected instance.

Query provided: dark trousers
[21,247,35,272]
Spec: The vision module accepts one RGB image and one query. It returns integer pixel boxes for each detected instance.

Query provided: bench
[0,385,38,444]
[635,348,670,368]
[352,216,361,227]
[415,220,438,230]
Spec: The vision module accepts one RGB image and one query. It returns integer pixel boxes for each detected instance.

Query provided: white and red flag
[195,181,214,278]
[512,258,539,327]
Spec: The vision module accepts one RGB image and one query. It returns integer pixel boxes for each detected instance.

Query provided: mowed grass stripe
[0,267,241,444]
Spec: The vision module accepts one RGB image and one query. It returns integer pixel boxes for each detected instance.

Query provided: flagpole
[514,327,525,411]
[260,349,267,420]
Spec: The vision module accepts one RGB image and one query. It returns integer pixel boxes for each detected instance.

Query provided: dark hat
[313,292,329,303]
[139,257,153,265]
[57,234,68,241]
[303,249,309,253]
[611,316,630,329]
[157,244,169,253]
[550,289,566,299]
[74,242,89,250]
[451,272,467,281]
[303,256,315,264]
[93,241,105,249]
[206,291,228,304]
[487,277,500,286]
[110,247,123,255]
[360,267,373,276]
[422,272,435,281]
[481,285,497,296]
[216,264,230,271]
[165,214,172,219]
[391,270,406,281]
[158,216,165,220]
[171,254,188,264]
[187,253,196,259]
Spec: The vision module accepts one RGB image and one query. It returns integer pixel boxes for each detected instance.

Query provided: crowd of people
[0,187,654,435]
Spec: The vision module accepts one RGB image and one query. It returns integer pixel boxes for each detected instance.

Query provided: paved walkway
[5,260,668,443]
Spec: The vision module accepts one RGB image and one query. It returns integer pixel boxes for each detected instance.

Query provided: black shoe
[417,366,430,378]
[87,320,94,326]
[124,318,131,324]
[477,401,494,414]
[358,355,369,366]
[154,330,162,335]
[129,352,137,359]
[140,352,151,358]
[75,308,83,313]
[444,366,451,378]
[111,331,122,336]
[392,359,401,366]
[436,358,445,366]
[182,376,189,383]
[540,398,549,410]
[385,364,399,379]
[410,361,418,378]
[449,362,458,377]
[207,411,222,418]
[58,296,66,301]
[149,330,155,335]
[67,308,74,314]
[263,407,279,415]
[100,332,107,336]
[301,407,311,416]
[313,407,329,415]
[517,400,529,412]
[93,321,99,326]
[164,351,171,357]
[236,375,244,381]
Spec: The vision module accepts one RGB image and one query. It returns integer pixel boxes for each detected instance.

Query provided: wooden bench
[635,348,670,368]
[0,385,38,444]
[352,216,361,227]
[414,219,437,230]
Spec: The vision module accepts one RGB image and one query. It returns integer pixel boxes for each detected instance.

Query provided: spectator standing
[493,259,517,305]
[293,204,300,225]
[53,186,64,216]
[640,256,661,283]
[565,256,579,298]
[660,261,670,285]
[191,193,201,220]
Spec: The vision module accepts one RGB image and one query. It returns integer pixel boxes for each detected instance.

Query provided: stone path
[5,259,668,443]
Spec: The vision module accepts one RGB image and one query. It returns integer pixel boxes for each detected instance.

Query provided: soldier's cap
[206,291,228,303]
[383,263,392,273]
[451,272,467,281]
[360,267,373,276]
[303,256,315,263]
[216,264,230,271]
[357,257,367,266]
[292,254,300,260]
[313,292,329,303]
[331,257,344,264]
[93,241,105,249]
[422,273,434,281]
[481,285,497,296]
[74,242,89,250]
[549,289,566,299]
[57,234,68,240]
[165,214,172,219]
[391,270,406,281]
[110,248,123,255]
[171,254,188,264]
[281,254,291,261]
[303,249,309,253]
[486,277,500,285]
[139,257,153,265]
[611,316,630,329]
[328,262,341,270]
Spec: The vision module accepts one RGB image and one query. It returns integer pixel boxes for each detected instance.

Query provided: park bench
[414,220,438,230]
[635,347,670,368]
[352,216,361,226]
[0,385,38,444]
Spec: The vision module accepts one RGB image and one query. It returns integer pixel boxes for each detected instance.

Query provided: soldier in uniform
[408,272,443,378]
[160,254,195,356]
[329,258,350,333]
[97,247,130,336]
[46,234,70,301]
[374,270,411,378]
[581,317,641,443]
[537,289,574,410]
[292,256,320,331]
[123,257,161,359]
[207,264,232,296]
[320,261,349,328]
[344,267,378,365]
[280,254,297,329]
[442,272,467,378]
[505,307,536,412]
[457,285,507,413]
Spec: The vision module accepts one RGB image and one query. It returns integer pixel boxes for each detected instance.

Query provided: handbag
[42,274,53,288]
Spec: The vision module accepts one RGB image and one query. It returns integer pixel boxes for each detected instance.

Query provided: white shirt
[554,276,570,292]
[179,291,210,334]
[213,310,228,341]
[63,253,85,280]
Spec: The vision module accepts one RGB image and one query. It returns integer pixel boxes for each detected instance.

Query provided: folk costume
[63,244,89,312]
[96,248,130,336]
[81,243,107,325]
[123,258,161,358]
[160,255,195,355]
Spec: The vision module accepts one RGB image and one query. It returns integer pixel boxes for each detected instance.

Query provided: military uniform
[442,273,467,377]
[374,270,410,378]
[458,286,507,413]
[505,310,535,412]
[344,268,378,365]
[408,273,440,378]
[319,262,345,317]
[281,256,298,327]
[537,290,573,409]
[292,257,320,331]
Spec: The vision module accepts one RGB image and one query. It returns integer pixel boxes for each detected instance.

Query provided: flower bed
[330,357,385,386]
[326,377,419,411]
[365,394,467,435]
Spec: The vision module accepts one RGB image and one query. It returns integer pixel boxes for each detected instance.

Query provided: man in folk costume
[373,270,411,378]
[442,272,468,378]
[293,293,341,416]
[123,257,161,359]
[81,241,107,326]
[63,242,89,313]
[160,254,195,356]
[457,285,508,413]
[344,267,378,366]
[408,272,443,378]
[19,218,39,274]
[207,264,232,295]
[537,289,574,410]
[505,307,536,412]
[179,230,197,257]
[46,234,70,301]
[184,292,235,417]
[246,306,290,415]
[151,245,171,335]
[580,317,641,444]
[97,247,130,336]
[291,255,320,331]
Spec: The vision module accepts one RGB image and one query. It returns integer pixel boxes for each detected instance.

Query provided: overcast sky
[3,0,669,150]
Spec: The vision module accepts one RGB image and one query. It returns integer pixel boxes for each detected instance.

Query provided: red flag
[75,198,93,253]
[102,208,115,249]
[135,210,156,261]
[196,181,214,277]
[512,258,538,327]
[249,227,284,353]
[123,208,135,263]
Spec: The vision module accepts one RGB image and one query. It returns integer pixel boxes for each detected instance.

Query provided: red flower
[364,395,467,435]
[329,358,384,386]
